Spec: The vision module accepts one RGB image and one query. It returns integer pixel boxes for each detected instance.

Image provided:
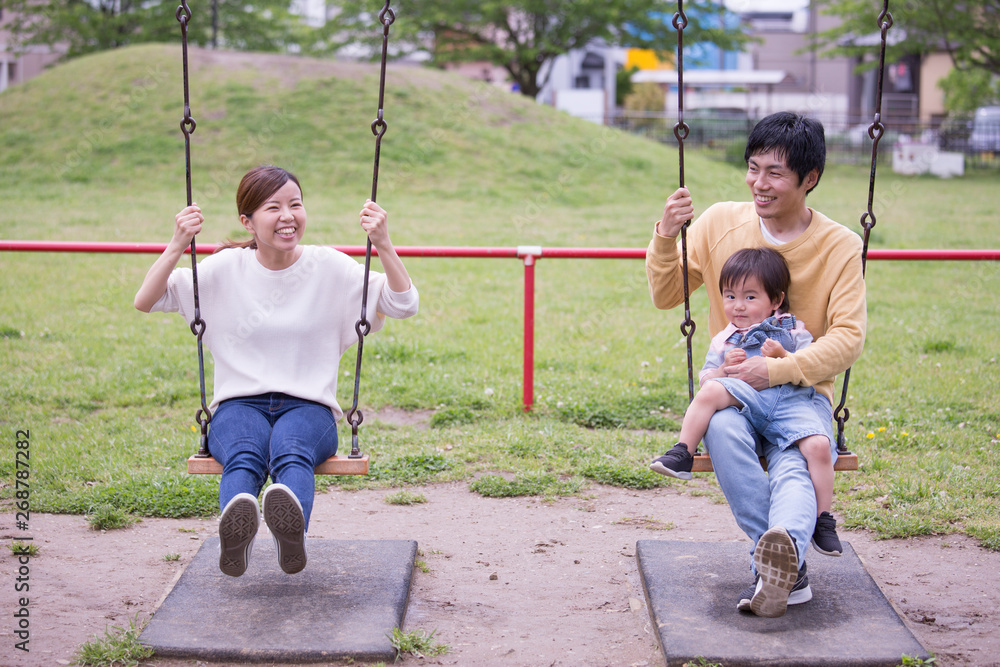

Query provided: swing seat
[690,451,859,473]
[187,455,369,475]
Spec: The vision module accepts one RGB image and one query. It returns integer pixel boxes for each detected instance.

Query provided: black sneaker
[812,511,843,556]
[649,443,694,480]
[737,562,811,612]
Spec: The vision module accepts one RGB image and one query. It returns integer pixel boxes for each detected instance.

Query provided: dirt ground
[3,480,1000,667]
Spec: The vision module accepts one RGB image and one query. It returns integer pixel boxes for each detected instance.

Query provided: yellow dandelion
[866,432,875,439]
[877,426,886,432]
[901,431,909,437]
[190,425,198,432]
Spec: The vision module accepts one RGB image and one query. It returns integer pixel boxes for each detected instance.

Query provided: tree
[814,0,1000,110]
[322,0,749,98]
[0,0,308,61]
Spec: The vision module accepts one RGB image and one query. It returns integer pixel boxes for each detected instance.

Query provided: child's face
[722,275,783,328]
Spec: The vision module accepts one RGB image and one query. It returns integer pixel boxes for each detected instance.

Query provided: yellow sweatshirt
[645,201,867,404]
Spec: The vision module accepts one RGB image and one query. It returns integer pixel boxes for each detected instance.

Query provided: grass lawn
[1,45,998,549]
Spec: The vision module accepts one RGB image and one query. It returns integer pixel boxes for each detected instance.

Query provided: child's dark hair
[719,247,790,313]
[744,112,826,194]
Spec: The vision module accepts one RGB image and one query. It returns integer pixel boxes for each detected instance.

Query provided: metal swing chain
[833,0,891,454]
[176,1,212,457]
[345,0,395,459]
[673,1,697,403]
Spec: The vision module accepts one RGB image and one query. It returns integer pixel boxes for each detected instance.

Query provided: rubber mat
[637,540,931,666]
[140,537,417,663]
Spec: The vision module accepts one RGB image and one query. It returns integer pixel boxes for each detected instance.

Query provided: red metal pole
[865,249,1000,261]
[0,240,221,254]
[521,252,536,412]
[518,246,542,412]
[4,241,1000,262]
[0,240,523,258]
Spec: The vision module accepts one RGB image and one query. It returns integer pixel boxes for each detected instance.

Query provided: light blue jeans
[704,392,836,570]
[208,393,338,530]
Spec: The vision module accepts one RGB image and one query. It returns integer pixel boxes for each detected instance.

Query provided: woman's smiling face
[241,179,307,269]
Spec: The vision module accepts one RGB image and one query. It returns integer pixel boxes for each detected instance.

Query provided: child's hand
[172,204,203,248]
[723,348,746,367]
[359,200,391,249]
[761,339,787,358]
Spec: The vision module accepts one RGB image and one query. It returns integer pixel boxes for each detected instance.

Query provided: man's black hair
[744,112,826,194]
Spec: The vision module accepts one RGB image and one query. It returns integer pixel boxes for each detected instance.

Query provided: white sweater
[152,245,419,418]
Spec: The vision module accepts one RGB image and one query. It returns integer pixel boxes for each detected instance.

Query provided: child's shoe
[811,511,843,556]
[650,443,695,480]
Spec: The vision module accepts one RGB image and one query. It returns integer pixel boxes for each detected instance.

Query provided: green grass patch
[384,490,428,505]
[387,627,448,660]
[470,472,583,498]
[37,474,219,519]
[553,394,682,431]
[582,461,670,490]
[613,515,675,531]
[74,615,153,667]
[430,405,481,428]
[369,453,453,484]
[8,540,40,557]
[86,504,140,531]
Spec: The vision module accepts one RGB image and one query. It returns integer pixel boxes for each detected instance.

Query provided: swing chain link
[674,0,697,403]
[177,0,212,457]
[834,0,891,454]
[345,0,395,459]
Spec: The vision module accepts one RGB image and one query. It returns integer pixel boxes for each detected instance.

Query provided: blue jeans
[208,393,338,530]
[710,380,830,450]
[704,392,836,570]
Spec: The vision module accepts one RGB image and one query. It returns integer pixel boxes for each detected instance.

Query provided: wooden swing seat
[187,454,369,475]
[691,451,858,473]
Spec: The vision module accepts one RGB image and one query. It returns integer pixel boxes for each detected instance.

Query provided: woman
[135,165,418,576]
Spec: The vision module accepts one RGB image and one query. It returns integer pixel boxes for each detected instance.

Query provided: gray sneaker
[737,562,811,612]
[747,526,800,617]
[262,483,307,574]
[218,493,260,577]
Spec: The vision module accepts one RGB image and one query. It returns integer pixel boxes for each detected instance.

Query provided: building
[0,7,63,93]
[626,4,858,129]
[541,2,947,133]
[535,40,621,124]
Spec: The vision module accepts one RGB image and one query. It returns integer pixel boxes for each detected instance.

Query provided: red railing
[4,240,999,410]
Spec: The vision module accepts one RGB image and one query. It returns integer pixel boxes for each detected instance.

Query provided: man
[645,112,866,617]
